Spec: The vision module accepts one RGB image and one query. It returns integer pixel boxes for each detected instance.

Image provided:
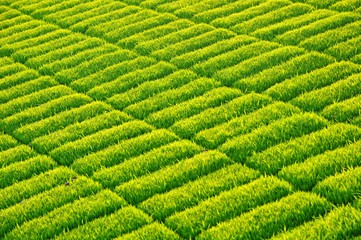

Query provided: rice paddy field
[0,0,361,239]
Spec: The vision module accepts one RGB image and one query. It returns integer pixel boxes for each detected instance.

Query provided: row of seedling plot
[92,140,204,189]
[279,139,361,191]
[252,9,335,41]
[210,0,292,29]
[275,12,360,45]
[194,102,302,149]
[264,61,361,102]
[234,52,334,93]
[326,35,361,61]
[168,92,273,139]
[71,129,179,176]
[231,3,313,34]
[271,205,361,240]
[107,69,198,110]
[2,190,127,240]
[119,77,220,119]
[321,95,361,122]
[291,72,361,112]
[197,192,332,240]
[139,163,260,221]
[165,176,293,238]
[192,40,280,77]
[245,123,361,174]
[299,20,361,52]
[144,86,243,128]
[115,150,233,204]
[214,45,305,86]
[219,113,328,162]
[329,0,361,12]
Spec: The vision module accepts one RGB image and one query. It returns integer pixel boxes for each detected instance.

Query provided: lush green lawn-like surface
[0,0,361,239]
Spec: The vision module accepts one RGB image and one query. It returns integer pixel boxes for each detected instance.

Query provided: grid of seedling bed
[0,0,361,239]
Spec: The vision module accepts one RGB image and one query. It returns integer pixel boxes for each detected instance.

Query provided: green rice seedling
[170,93,272,139]
[32,110,131,154]
[192,0,268,23]
[195,102,301,149]
[12,33,86,64]
[0,20,43,39]
[30,0,95,18]
[118,19,194,49]
[150,29,236,61]
[271,205,361,240]
[93,140,202,188]
[123,78,220,119]
[353,115,361,127]
[220,113,328,162]
[50,120,154,166]
[326,35,361,60]
[0,29,69,57]
[70,56,157,92]
[165,176,292,238]
[86,9,158,38]
[330,0,361,11]
[0,145,36,167]
[1,93,92,132]
[146,87,242,128]
[2,190,126,240]
[117,222,180,240]
[174,0,237,19]
[15,0,71,14]
[321,95,361,122]
[156,0,203,13]
[0,76,57,104]
[0,134,17,151]
[235,52,334,92]
[279,140,361,191]
[55,49,137,84]
[0,57,13,67]
[313,166,361,204]
[13,101,112,143]
[88,61,177,100]
[300,20,361,51]
[72,129,179,176]
[61,2,126,29]
[211,0,291,28]
[170,35,257,69]
[265,61,361,101]
[43,0,114,26]
[0,166,76,209]
[54,206,152,240]
[193,40,280,77]
[197,192,332,240]
[104,13,177,43]
[0,8,21,22]
[0,70,39,90]
[304,0,343,8]
[139,0,176,9]
[0,85,74,119]
[352,53,361,64]
[232,3,313,34]
[275,12,360,45]
[0,155,58,188]
[0,16,31,31]
[291,73,361,112]
[70,5,139,33]
[0,177,102,237]
[134,24,214,55]
[25,37,104,69]
[215,46,305,86]
[0,61,26,77]
[107,70,198,110]
[39,44,117,75]
[115,150,233,204]
[246,123,361,174]
[139,163,260,220]
[252,9,334,40]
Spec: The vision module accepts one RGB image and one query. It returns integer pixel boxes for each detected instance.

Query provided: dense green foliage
[1,0,360,239]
